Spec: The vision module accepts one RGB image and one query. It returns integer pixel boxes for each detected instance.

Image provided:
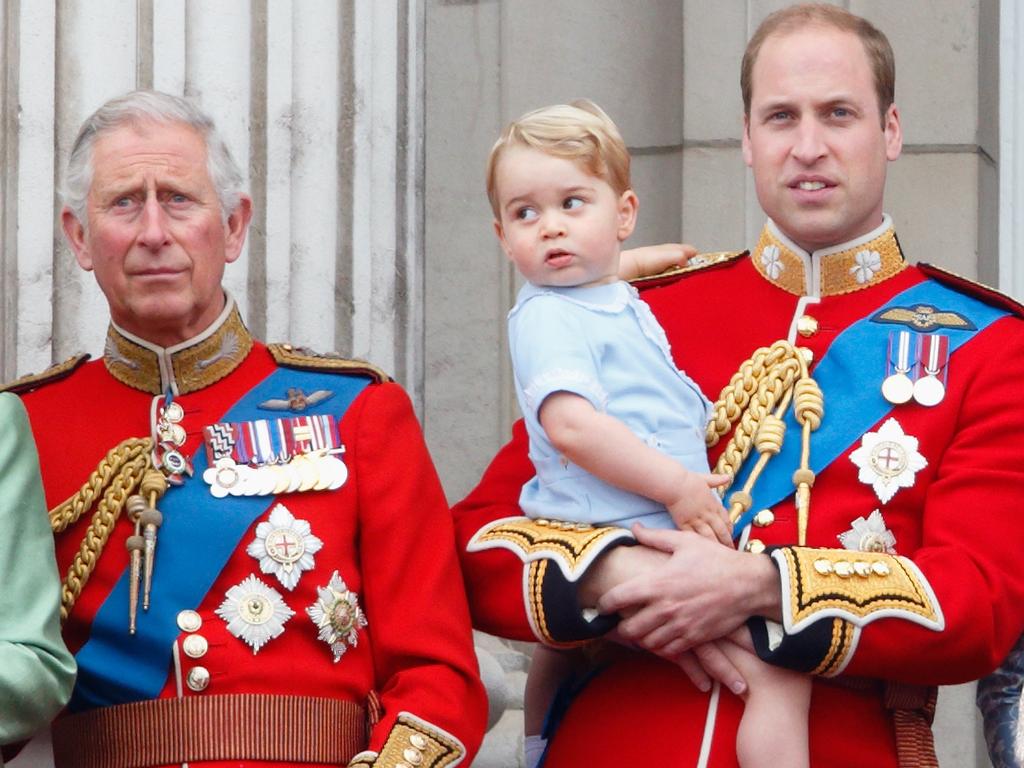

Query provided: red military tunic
[11,299,486,768]
[453,219,1024,766]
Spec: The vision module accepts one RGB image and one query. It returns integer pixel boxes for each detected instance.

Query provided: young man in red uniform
[454,5,1024,766]
[4,90,486,768]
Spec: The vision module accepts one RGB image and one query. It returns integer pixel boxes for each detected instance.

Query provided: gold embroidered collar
[751,215,906,297]
[103,295,254,395]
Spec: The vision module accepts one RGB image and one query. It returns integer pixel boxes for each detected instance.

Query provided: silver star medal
[215,575,295,653]
[849,417,927,503]
[838,509,897,553]
[246,504,323,590]
[307,570,368,662]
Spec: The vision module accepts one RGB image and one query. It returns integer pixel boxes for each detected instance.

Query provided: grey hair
[62,89,245,223]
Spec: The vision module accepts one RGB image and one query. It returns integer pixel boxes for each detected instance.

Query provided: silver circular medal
[881,372,914,405]
[163,401,185,423]
[912,374,945,407]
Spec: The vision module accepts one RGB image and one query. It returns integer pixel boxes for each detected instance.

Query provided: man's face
[62,121,252,346]
[492,145,637,289]
[742,25,902,252]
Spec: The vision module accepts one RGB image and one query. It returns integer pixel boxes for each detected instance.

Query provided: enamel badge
[215,575,295,654]
[849,418,927,503]
[307,571,368,662]
[838,509,897,553]
[247,504,323,590]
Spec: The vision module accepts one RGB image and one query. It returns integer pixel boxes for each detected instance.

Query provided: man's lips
[787,176,836,191]
[129,267,187,278]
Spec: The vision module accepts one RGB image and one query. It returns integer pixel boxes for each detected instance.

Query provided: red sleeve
[451,420,537,640]
[754,318,1024,685]
[847,319,1024,682]
[451,420,627,646]
[352,383,487,757]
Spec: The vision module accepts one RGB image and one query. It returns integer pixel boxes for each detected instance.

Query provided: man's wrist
[741,552,783,622]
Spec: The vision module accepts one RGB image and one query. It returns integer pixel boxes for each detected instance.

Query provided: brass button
[745,539,766,554]
[176,610,202,633]
[186,666,210,692]
[813,558,833,575]
[853,561,872,578]
[409,734,428,750]
[182,634,209,659]
[834,561,854,578]
[402,748,423,765]
[752,509,775,527]
[871,561,891,577]
[797,315,819,337]
[799,347,814,364]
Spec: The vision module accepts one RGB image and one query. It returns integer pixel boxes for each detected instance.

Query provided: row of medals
[880,332,946,407]
[203,451,348,497]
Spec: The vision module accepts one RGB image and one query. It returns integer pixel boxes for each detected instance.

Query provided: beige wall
[424,1,997,765]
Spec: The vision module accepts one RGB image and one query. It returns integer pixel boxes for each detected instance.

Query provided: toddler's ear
[494,219,513,259]
[617,190,639,241]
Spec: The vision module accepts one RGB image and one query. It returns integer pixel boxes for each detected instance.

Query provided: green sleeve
[0,393,76,745]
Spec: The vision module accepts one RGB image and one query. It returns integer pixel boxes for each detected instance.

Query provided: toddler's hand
[667,472,732,546]
[619,243,698,280]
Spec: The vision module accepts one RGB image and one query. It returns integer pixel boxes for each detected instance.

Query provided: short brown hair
[741,4,895,125]
[486,99,631,218]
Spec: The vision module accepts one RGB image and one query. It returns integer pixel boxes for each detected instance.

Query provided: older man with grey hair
[4,89,485,768]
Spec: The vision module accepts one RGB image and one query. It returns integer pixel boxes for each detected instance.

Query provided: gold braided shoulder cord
[48,437,154,621]
[705,341,824,545]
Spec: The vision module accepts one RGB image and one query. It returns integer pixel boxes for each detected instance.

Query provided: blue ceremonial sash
[70,367,372,711]
[730,278,1009,536]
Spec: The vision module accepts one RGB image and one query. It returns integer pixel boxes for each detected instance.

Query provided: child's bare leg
[718,630,811,768]
[524,646,579,768]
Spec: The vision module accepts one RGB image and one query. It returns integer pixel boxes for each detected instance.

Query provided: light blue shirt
[509,280,719,529]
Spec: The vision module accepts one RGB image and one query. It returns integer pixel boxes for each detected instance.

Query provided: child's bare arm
[619,243,697,280]
[540,391,731,545]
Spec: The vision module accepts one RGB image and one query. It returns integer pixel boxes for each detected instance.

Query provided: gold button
[182,634,209,659]
[402,748,423,765]
[745,539,766,554]
[176,610,202,633]
[535,519,549,527]
[752,509,775,527]
[871,561,891,577]
[813,558,833,575]
[834,561,854,578]
[799,347,814,364]
[796,315,819,337]
[575,522,592,531]
[186,666,210,692]
[853,561,872,578]
[409,734,428,750]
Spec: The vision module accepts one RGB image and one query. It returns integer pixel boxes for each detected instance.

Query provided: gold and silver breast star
[306,571,368,662]
[849,417,927,504]
[215,575,294,654]
[246,503,323,590]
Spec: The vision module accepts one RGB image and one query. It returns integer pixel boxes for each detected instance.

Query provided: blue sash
[731,279,1009,535]
[70,367,372,710]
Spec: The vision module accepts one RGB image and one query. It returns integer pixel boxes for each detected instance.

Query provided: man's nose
[791,118,828,164]
[137,196,171,248]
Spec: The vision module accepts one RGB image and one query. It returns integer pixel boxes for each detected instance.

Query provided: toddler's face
[493,146,636,288]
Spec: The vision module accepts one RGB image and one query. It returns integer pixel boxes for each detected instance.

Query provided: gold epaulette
[918,262,1024,319]
[0,353,90,395]
[629,250,747,288]
[267,344,391,384]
